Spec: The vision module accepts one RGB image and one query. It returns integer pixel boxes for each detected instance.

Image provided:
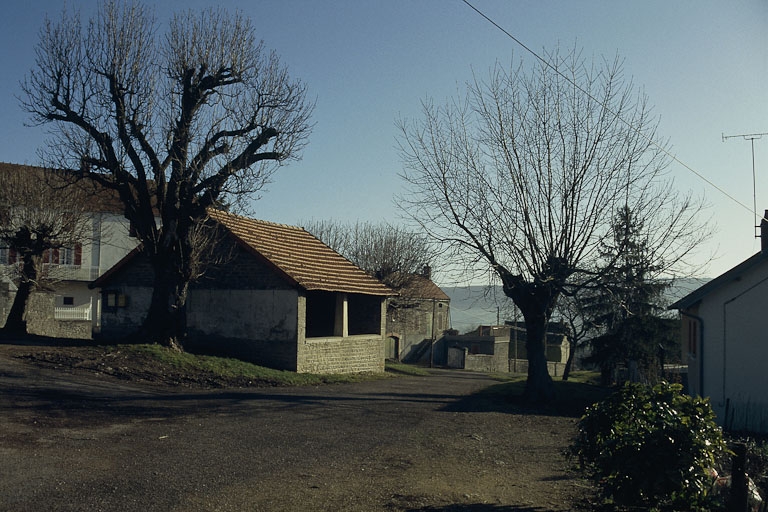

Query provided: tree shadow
[441,380,611,418]
[0,331,106,347]
[404,505,555,512]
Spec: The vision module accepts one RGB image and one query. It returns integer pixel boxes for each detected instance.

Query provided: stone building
[92,209,394,374]
[385,270,450,362]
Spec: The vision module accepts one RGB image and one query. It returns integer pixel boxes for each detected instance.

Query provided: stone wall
[447,344,510,373]
[297,335,385,374]
[509,358,567,377]
[0,278,15,326]
[98,286,153,339]
[1,292,92,339]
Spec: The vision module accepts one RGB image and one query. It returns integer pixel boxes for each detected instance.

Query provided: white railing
[44,264,101,281]
[54,305,92,321]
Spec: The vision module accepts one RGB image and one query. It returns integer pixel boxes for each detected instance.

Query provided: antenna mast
[722,132,768,238]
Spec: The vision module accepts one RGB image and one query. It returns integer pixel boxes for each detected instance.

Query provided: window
[42,244,82,266]
[1,247,18,265]
[63,296,74,306]
[60,248,74,266]
[104,290,128,310]
[687,319,698,357]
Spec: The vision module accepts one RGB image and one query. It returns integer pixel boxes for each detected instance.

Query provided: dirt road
[0,346,590,511]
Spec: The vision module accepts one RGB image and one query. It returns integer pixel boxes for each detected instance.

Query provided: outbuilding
[92,209,394,374]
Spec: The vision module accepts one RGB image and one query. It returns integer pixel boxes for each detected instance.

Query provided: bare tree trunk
[2,255,38,335]
[521,310,555,402]
[140,257,187,351]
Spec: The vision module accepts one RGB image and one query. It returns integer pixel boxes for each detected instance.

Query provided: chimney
[422,265,432,280]
[762,210,768,254]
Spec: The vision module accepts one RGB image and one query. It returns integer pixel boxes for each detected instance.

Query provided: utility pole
[722,132,768,238]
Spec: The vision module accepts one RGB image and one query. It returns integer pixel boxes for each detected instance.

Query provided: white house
[669,213,768,433]
[0,162,140,337]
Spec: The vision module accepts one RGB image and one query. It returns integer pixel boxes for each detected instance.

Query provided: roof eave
[668,251,768,311]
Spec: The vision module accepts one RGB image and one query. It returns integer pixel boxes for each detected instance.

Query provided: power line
[460,0,762,223]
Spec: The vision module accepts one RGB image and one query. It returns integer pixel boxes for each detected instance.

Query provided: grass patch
[385,360,432,376]
[110,343,387,387]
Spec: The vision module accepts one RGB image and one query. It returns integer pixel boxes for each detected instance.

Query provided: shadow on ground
[405,504,556,511]
[0,332,99,347]
[442,380,611,418]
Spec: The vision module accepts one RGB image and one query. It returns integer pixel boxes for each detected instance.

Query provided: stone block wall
[448,343,510,373]
[297,335,385,374]
[509,358,566,377]
[2,292,92,339]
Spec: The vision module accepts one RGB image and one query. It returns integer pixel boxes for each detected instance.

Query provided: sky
[0,0,766,286]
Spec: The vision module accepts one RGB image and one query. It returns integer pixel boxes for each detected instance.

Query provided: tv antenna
[722,132,768,238]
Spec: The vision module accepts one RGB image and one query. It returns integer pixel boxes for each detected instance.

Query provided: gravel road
[0,346,589,511]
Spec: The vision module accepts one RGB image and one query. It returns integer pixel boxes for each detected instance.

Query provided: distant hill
[442,278,710,335]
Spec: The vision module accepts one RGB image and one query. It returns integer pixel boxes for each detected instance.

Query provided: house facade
[93,209,394,374]
[669,247,768,433]
[385,271,451,362]
[440,322,570,376]
[0,163,139,337]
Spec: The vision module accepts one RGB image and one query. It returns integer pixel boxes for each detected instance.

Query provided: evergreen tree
[585,206,676,384]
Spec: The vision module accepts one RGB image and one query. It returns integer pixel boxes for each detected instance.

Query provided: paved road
[0,348,582,511]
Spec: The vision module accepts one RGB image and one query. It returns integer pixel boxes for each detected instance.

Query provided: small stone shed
[91,209,394,374]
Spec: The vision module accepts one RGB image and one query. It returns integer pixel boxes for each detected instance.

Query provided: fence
[54,305,92,321]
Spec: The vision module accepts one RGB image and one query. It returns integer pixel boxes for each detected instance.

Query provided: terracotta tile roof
[398,274,450,301]
[208,209,394,296]
[0,162,125,214]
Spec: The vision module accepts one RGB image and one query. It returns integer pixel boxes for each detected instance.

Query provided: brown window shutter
[74,244,82,266]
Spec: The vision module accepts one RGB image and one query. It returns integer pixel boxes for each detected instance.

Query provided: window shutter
[52,248,59,264]
[74,244,82,266]
[9,248,16,264]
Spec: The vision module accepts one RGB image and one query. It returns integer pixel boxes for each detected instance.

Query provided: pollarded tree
[0,166,92,334]
[21,2,313,348]
[397,47,708,402]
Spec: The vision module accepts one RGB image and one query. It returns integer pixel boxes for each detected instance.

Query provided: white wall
[696,259,768,432]
[93,213,141,275]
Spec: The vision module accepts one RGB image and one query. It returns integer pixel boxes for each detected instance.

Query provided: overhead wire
[460,0,765,224]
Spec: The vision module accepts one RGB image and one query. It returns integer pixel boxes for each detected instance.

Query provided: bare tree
[397,47,708,402]
[303,220,435,291]
[0,166,92,334]
[555,289,596,381]
[21,2,313,349]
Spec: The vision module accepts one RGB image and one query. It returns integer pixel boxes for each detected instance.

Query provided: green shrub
[571,381,728,510]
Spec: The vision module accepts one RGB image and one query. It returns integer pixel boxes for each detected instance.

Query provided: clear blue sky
[1,1,766,284]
